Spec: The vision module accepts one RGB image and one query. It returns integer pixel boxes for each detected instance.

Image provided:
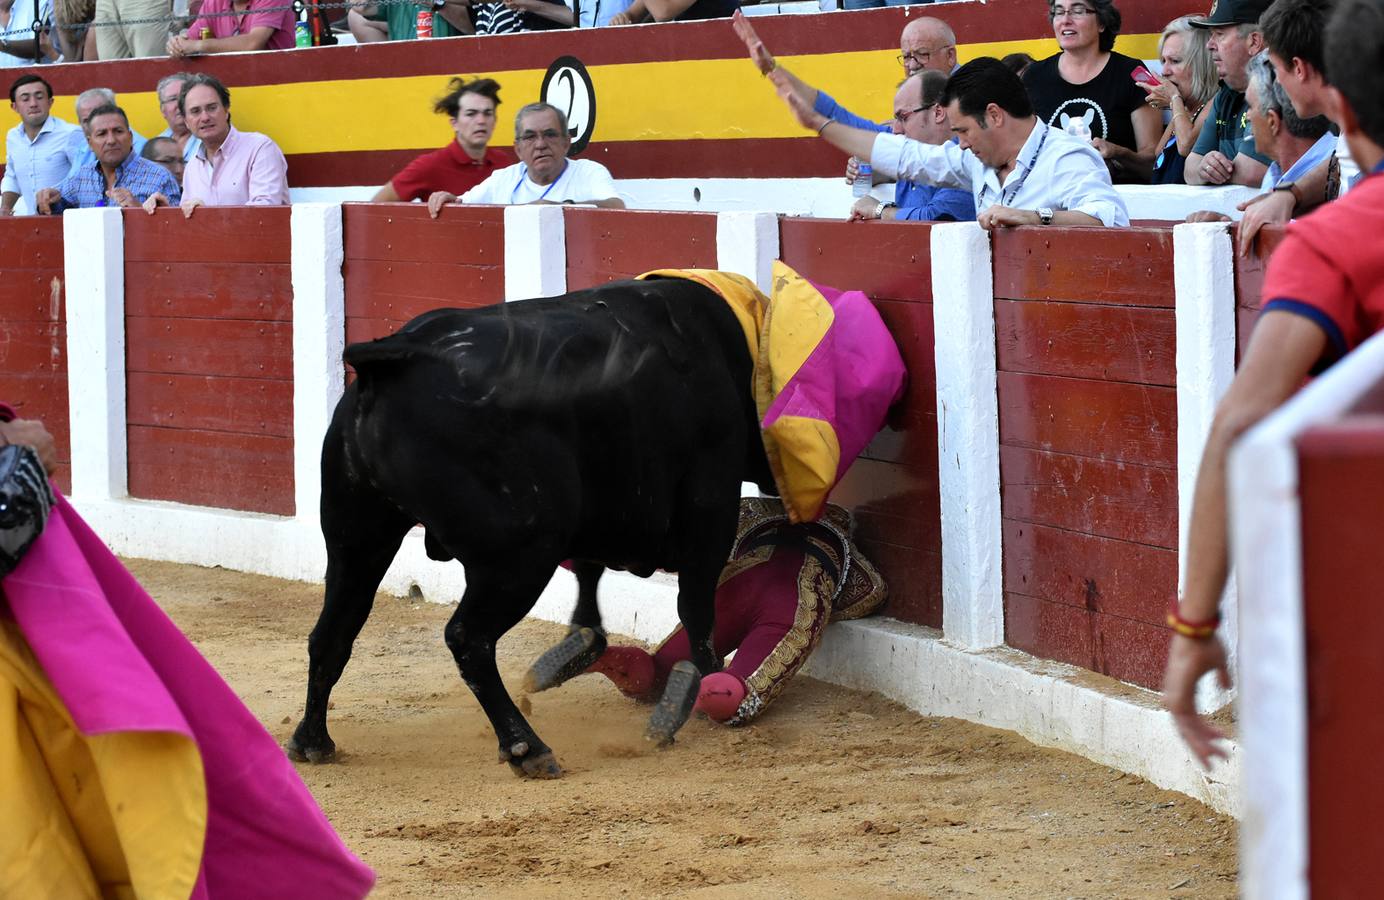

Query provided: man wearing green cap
[1185,0,1275,186]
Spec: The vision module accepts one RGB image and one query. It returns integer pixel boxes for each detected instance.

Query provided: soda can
[294,21,311,48]
[415,8,433,38]
[199,26,211,40]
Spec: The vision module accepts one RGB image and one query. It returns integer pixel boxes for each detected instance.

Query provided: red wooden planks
[343,259,501,315]
[1000,445,1178,549]
[564,209,718,292]
[126,372,293,437]
[992,227,1175,305]
[1233,224,1288,358]
[123,207,292,264]
[994,299,1176,386]
[127,425,294,515]
[1003,520,1176,625]
[126,316,294,380]
[779,219,932,303]
[1004,592,1172,688]
[1296,420,1384,898]
[997,372,1177,468]
[124,261,293,321]
[342,202,504,263]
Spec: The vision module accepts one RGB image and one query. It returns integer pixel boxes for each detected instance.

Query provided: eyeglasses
[1050,4,1095,18]
[893,104,935,125]
[896,45,953,68]
[517,128,564,145]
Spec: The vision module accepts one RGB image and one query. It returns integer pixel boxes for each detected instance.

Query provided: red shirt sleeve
[389,151,441,203]
[1261,229,1353,364]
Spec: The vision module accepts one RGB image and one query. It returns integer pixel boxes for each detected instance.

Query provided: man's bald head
[900,17,958,74]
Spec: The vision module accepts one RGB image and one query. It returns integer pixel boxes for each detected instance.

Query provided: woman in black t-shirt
[1021,0,1162,183]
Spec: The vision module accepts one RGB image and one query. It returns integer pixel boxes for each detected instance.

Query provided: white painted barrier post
[929,222,1003,649]
[63,207,127,502]
[715,211,779,294]
[504,205,566,301]
[1172,222,1239,711]
[290,203,346,526]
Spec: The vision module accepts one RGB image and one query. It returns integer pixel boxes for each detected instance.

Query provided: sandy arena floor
[128,558,1238,898]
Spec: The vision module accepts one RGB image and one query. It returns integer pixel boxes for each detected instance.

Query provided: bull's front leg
[445,569,562,779]
[523,559,608,693]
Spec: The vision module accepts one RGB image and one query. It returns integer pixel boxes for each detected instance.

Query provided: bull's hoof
[645,660,701,747]
[523,627,608,694]
[499,741,563,779]
[284,732,337,764]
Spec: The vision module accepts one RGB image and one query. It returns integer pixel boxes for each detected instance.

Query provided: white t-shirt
[461,157,619,205]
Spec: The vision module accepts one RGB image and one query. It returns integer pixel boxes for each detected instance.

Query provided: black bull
[287,277,775,778]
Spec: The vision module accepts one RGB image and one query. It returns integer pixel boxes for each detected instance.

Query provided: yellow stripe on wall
[0,33,1165,162]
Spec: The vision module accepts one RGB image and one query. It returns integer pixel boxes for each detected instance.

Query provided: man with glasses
[154,74,203,165]
[771,57,1127,229]
[35,104,180,213]
[850,70,975,222]
[428,102,624,215]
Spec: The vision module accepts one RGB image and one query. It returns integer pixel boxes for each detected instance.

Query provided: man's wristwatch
[1037,207,1055,226]
[874,200,895,220]
[1271,180,1302,208]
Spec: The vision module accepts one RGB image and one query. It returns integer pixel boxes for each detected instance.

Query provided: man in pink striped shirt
[142,73,290,217]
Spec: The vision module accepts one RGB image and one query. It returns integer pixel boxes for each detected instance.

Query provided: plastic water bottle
[294,22,311,48]
[852,159,873,199]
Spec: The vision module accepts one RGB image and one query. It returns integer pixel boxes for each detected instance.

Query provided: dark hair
[83,103,129,132]
[8,74,52,104]
[178,72,232,117]
[1001,52,1036,75]
[1050,0,1122,53]
[1260,0,1331,76]
[1325,0,1384,147]
[141,135,178,160]
[433,77,501,118]
[918,69,949,107]
[942,58,1034,122]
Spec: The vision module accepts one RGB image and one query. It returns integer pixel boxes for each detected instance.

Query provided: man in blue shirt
[1,75,79,215]
[36,104,179,213]
[64,88,148,180]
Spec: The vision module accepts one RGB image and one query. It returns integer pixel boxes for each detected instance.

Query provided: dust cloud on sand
[129,559,1237,898]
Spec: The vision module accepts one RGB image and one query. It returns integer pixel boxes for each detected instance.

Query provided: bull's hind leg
[287,428,413,763]
[523,560,608,693]
[445,565,564,779]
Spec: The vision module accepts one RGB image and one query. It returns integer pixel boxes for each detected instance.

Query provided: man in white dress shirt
[427,103,624,217]
[772,57,1128,229]
[2,75,78,216]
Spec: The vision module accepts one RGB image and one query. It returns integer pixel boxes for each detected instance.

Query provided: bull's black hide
[287,277,774,778]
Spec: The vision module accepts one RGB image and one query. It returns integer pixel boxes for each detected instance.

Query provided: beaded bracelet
[1167,603,1220,639]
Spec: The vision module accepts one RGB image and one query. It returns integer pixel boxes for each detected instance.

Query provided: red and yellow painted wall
[3,0,1190,186]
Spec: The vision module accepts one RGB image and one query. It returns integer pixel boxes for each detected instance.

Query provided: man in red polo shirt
[1164,0,1384,769]
[372,78,512,203]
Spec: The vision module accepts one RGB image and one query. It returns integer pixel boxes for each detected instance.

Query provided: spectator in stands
[348,0,470,42]
[35,104,180,213]
[772,57,1128,228]
[66,88,149,179]
[1164,0,1384,770]
[0,0,53,65]
[373,77,511,204]
[141,135,185,183]
[1022,0,1161,183]
[472,0,572,32]
[142,74,290,215]
[897,16,959,76]
[1001,53,1035,76]
[429,102,624,215]
[155,73,203,164]
[1227,0,1350,256]
[1189,53,1334,222]
[2,75,79,216]
[608,0,734,26]
[578,0,632,27]
[848,70,975,223]
[93,0,171,58]
[49,0,95,62]
[1184,0,1273,186]
[167,0,296,55]
[1141,16,1218,186]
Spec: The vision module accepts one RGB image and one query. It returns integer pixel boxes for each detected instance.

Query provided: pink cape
[3,493,375,898]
